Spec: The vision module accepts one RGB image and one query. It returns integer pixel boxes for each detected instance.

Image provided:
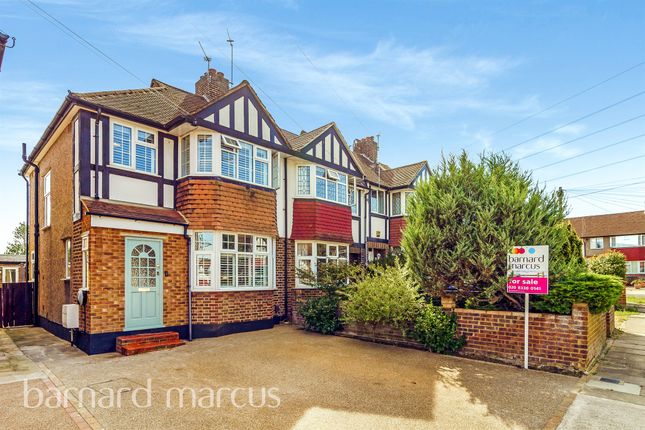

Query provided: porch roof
[82,199,188,226]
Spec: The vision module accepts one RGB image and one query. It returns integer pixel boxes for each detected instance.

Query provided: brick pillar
[441,295,456,311]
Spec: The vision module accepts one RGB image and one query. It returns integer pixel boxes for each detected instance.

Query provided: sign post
[507,245,549,370]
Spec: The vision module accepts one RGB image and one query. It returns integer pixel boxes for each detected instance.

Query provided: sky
[0,0,644,249]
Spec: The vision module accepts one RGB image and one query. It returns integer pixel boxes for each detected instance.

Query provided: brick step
[117,340,185,356]
[116,331,179,347]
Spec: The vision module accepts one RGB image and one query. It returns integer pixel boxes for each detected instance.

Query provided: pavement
[558,313,645,430]
[0,324,580,430]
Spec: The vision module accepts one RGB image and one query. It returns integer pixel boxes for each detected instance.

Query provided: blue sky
[1,0,644,248]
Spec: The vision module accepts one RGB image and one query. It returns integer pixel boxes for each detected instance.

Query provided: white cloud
[115,12,531,131]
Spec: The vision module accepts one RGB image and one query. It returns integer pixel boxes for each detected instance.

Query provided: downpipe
[22,142,40,325]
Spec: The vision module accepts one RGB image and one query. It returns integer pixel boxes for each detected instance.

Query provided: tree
[5,222,26,255]
[402,152,585,310]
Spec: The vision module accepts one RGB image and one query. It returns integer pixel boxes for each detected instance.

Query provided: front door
[125,238,163,330]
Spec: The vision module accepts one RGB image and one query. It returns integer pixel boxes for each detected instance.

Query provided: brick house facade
[21,68,428,354]
[569,211,645,280]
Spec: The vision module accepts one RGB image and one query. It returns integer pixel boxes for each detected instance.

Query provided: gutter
[22,143,40,325]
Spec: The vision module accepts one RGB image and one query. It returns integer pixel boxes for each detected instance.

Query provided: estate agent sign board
[507,245,550,369]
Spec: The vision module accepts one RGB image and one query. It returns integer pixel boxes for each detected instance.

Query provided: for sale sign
[507,245,549,295]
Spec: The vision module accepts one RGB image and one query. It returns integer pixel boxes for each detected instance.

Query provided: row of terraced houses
[20,69,429,354]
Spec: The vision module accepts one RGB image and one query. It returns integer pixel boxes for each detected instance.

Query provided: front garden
[297,152,624,373]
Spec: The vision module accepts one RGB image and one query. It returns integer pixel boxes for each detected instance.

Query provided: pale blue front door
[125,238,163,330]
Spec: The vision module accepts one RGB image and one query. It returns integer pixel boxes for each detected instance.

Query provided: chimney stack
[195,68,230,101]
[353,136,379,164]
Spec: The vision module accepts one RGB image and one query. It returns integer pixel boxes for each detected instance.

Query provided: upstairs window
[221,136,269,187]
[350,189,358,215]
[43,172,51,227]
[315,167,347,204]
[392,192,402,216]
[181,135,190,177]
[297,166,311,195]
[112,123,157,174]
[135,130,156,173]
[610,235,645,248]
[371,189,385,215]
[589,237,604,249]
[112,124,132,167]
[197,134,213,173]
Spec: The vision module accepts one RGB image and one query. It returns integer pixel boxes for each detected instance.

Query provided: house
[20,68,428,354]
[0,254,26,284]
[569,210,645,279]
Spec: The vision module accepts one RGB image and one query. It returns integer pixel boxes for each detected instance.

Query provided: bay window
[371,189,385,214]
[197,134,213,173]
[315,167,347,204]
[192,232,273,290]
[626,261,645,275]
[295,241,349,287]
[181,135,190,177]
[221,136,270,187]
[610,234,645,248]
[112,122,157,174]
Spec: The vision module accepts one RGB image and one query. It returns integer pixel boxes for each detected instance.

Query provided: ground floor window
[1,268,18,283]
[192,231,274,290]
[295,241,349,287]
[626,260,645,275]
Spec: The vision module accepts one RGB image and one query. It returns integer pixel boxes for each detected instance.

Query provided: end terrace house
[20,68,429,354]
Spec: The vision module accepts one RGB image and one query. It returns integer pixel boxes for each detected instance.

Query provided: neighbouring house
[569,210,645,280]
[0,254,26,284]
[20,68,428,354]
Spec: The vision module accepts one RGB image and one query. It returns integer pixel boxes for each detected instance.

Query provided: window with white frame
[112,123,157,174]
[610,234,645,248]
[297,166,310,195]
[43,172,51,227]
[64,238,71,279]
[589,237,604,249]
[626,260,645,275]
[392,192,402,216]
[197,134,213,173]
[295,241,349,287]
[314,166,348,204]
[181,135,190,177]
[192,232,272,290]
[370,189,385,215]
[221,136,270,187]
[81,234,89,290]
[350,189,358,215]
[135,130,156,173]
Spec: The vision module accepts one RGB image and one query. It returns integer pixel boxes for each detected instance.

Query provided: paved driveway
[3,325,579,430]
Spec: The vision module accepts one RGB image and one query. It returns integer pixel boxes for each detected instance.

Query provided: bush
[587,251,627,280]
[342,263,423,330]
[410,305,465,353]
[299,295,341,334]
[532,272,623,314]
[632,279,645,289]
[403,152,586,311]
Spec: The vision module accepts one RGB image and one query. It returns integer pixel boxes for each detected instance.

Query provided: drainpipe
[184,225,192,341]
[283,159,289,321]
[20,173,29,283]
[22,143,39,325]
[93,108,101,199]
[364,181,371,267]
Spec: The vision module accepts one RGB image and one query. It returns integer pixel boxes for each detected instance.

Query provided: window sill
[192,287,277,293]
[109,164,160,178]
[41,225,51,232]
[294,286,317,290]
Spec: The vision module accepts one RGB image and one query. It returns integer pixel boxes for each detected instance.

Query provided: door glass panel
[131,244,157,290]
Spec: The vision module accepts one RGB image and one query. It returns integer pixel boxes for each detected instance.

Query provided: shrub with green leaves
[342,263,423,330]
[411,305,465,353]
[402,151,585,310]
[299,295,342,334]
[532,272,623,314]
[587,250,627,280]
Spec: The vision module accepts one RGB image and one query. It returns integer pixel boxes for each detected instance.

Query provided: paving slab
[557,394,645,430]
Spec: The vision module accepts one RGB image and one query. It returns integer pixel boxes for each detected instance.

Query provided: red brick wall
[291,199,353,243]
[176,178,277,236]
[192,290,275,324]
[389,217,406,247]
[450,303,609,372]
[86,223,188,334]
[274,238,294,319]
